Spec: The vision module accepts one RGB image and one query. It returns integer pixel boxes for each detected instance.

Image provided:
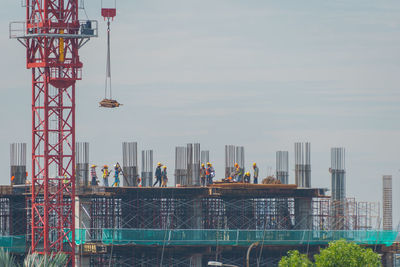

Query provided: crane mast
[10,1,97,265]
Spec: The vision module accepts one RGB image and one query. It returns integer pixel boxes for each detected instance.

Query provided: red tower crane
[10,1,97,265]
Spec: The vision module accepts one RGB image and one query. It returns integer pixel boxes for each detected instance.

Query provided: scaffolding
[0,185,395,267]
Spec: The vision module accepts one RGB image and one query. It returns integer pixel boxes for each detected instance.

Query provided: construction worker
[210,164,215,184]
[234,163,244,182]
[243,172,251,183]
[101,165,110,186]
[153,162,163,187]
[90,164,98,186]
[161,166,168,187]
[200,163,206,187]
[206,162,215,185]
[113,163,122,187]
[253,162,259,184]
[63,174,70,186]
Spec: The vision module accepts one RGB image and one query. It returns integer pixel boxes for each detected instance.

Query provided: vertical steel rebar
[141,150,153,187]
[201,150,210,165]
[382,175,392,231]
[192,143,201,186]
[330,147,346,230]
[276,151,289,184]
[225,145,245,178]
[175,147,187,186]
[10,143,27,185]
[76,142,89,187]
[294,142,311,187]
[122,142,138,186]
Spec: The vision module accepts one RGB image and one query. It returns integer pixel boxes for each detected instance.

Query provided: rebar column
[175,147,187,186]
[201,150,209,165]
[276,151,289,184]
[236,146,245,173]
[382,175,392,231]
[294,142,311,187]
[225,145,245,178]
[122,142,138,186]
[225,145,236,178]
[330,147,346,230]
[141,150,153,187]
[186,144,193,185]
[10,143,27,185]
[76,142,89,187]
[192,143,201,186]
[382,176,394,267]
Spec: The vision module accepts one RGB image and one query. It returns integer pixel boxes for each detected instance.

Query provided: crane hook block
[101,8,116,20]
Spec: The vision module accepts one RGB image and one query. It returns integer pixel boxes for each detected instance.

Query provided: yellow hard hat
[91,164,97,168]
[246,172,250,176]
[157,162,162,166]
[207,162,211,166]
[201,163,205,167]
[253,162,256,167]
[163,166,167,169]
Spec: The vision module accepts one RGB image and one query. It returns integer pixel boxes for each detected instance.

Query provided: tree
[314,239,381,267]
[279,250,313,267]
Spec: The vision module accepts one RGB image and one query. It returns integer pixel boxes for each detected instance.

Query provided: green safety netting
[64,229,87,245]
[1,230,398,250]
[101,229,399,247]
[0,235,26,253]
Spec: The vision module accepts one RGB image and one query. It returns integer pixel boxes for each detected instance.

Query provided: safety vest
[102,168,109,179]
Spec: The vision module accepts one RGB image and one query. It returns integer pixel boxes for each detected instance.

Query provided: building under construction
[1,142,399,266]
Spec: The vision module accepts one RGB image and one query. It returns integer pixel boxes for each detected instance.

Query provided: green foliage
[314,239,381,267]
[0,249,68,267]
[0,248,18,267]
[279,250,313,267]
[23,252,68,267]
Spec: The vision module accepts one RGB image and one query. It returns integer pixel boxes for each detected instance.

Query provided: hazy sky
[1,1,399,226]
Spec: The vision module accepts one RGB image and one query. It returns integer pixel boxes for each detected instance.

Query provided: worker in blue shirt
[153,162,163,187]
[113,163,122,187]
[253,163,259,184]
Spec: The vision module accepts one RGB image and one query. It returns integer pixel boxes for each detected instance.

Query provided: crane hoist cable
[99,0,122,108]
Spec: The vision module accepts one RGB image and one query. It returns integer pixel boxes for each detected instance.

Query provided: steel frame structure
[9,1,96,265]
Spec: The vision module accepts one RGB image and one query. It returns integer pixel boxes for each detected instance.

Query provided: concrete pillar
[295,198,312,229]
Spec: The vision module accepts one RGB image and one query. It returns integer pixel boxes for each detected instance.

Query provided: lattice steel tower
[10,1,97,265]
